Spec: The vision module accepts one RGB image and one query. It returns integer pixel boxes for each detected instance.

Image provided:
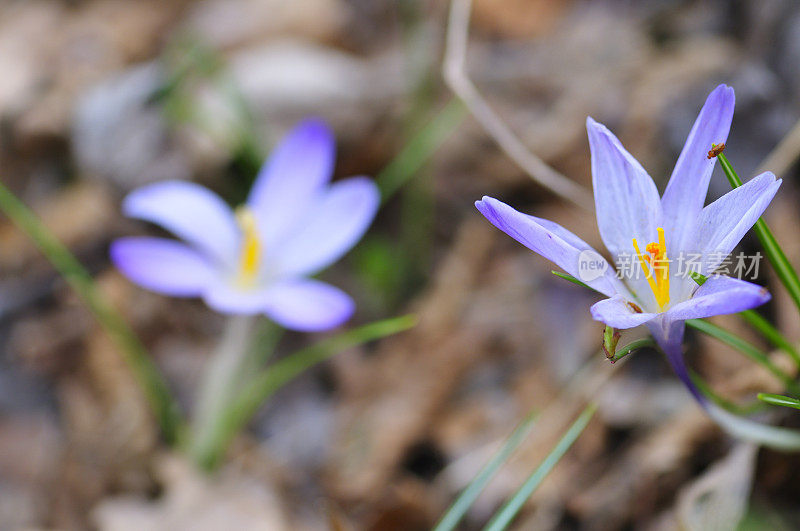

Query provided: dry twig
[757,117,800,177]
[443,0,594,210]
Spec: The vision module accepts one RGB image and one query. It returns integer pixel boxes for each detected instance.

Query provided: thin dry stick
[757,117,800,177]
[443,0,594,210]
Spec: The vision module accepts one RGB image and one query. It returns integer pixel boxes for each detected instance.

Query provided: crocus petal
[661,84,735,250]
[203,282,272,316]
[692,172,781,275]
[590,295,658,328]
[205,279,354,329]
[665,275,771,321]
[111,237,216,296]
[587,118,664,310]
[587,117,662,257]
[262,279,355,332]
[123,180,239,266]
[275,177,379,278]
[531,215,599,252]
[646,316,704,402]
[476,196,623,297]
[247,119,336,247]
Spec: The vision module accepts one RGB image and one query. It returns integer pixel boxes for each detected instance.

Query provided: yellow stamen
[235,207,262,287]
[632,227,670,310]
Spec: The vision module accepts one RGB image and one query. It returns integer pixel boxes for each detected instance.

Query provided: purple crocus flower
[476,85,799,443]
[111,119,379,332]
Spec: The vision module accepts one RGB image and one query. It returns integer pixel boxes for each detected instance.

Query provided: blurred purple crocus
[476,85,781,408]
[111,119,379,332]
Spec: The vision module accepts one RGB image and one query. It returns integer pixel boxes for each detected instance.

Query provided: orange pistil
[632,227,670,310]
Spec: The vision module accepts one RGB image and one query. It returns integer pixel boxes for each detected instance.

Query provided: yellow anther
[632,227,670,310]
[235,207,262,287]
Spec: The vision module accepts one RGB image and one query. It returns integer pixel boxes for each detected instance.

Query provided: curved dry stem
[443,0,594,210]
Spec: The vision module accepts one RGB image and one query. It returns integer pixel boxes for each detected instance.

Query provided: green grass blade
[757,393,800,410]
[739,310,800,367]
[550,270,595,292]
[377,99,466,202]
[0,182,182,443]
[717,153,800,313]
[433,409,538,531]
[482,404,597,531]
[687,319,800,396]
[691,371,765,415]
[201,314,418,468]
[691,272,800,367]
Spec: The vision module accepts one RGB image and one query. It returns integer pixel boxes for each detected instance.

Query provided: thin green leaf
[482,404,597,531]
[687,319,800,396]
[433,409,538,531]
[201,314,418,468]
[550,271,596,293]
[739,310,800,368]
[691,272,800,368]
[377,99,466,202]
[757,393,800,411]
[691,371,765,416]
[0,182,182,443]
[717,153,800,313]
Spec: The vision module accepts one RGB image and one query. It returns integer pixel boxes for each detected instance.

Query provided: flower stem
[610,338,656,363]
[189,315,256,470]
[717,153,800,313]
[199,315,418,470]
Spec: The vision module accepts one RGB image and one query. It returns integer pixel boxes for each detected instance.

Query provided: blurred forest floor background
[1,0,800,529]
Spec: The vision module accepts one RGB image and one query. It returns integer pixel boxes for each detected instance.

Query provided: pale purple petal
[691,172,780,274]
[203,282,272,315]
[123,180,239,266]
[262,280,354,332]
[590,295,658,328]
[110,237,216,296]
[647,316,704,402]
[587,117,662,257]
[661,84,735,250]
[204,279,354,329]
[476,196,624,297]
[664,275,771,321]
[275,177,379,278]
[247,119,335,247]
[530,215,596,252]
[587,118,663,309]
